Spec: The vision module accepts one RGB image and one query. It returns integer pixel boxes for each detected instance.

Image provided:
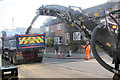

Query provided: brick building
[40,19,84,46]
[40,19,66,45]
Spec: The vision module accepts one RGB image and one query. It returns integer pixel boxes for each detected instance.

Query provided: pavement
[44,52,113,68]
[51,58,114,77]
[43,52,114,77]
[17,51,114,78]
[44,52,113,63]
[16,51,115,78]
[18,57,114,78]
[44,52,94,59]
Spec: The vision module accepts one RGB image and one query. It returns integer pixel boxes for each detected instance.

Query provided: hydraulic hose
[91,24,120,75]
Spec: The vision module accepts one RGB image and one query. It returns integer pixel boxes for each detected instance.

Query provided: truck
[2,33,46,64]
[0,35,18,80]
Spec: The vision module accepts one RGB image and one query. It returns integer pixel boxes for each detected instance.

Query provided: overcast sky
[0,0,108,30]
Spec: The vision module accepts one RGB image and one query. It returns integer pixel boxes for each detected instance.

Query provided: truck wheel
[2,50,5,59]
[38,57,43,62]
[2,54,4,59]
[3,53,9,61]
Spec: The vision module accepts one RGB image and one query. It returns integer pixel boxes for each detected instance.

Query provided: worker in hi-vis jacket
[81,41,90,60]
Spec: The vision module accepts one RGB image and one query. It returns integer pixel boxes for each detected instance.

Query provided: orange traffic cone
[58,51,61,57]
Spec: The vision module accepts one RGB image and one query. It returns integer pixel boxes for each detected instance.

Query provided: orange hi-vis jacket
[82,44,90,60]
[82,44,90,52]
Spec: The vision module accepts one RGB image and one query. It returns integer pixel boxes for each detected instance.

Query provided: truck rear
[2,34,46,64]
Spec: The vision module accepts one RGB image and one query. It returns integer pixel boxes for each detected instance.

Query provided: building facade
[40,19,84,46]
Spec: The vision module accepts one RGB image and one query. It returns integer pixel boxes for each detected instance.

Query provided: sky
[0,0,108,30]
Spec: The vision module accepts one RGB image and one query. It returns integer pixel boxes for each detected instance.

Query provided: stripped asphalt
[17,57,114,78]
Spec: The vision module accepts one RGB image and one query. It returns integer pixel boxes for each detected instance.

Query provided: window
[51,30,55,32]
[73,32,81,40]
[45,27,49,32]
[57,24,62,30]
[65,33,69,45]
[54,37,62,45]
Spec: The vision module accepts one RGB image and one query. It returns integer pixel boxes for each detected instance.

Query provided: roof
[40,19,63,28]
[65,25,78,33]
[84,2,117,16]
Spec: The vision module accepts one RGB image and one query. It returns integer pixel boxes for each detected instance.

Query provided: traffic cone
[58,51,61,57]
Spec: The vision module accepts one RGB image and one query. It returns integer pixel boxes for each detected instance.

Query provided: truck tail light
[17,52,19,55]
[39,49,44,52]
[39,50,41,52]
[17,52,22,55]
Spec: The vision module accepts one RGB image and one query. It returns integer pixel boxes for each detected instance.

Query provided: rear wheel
[37,57,43,62]
[2,49,5,59]
[2,53,6,60]
[2,53,5,59]
[4,51,9,61]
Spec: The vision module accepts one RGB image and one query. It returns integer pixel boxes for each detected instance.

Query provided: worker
[81,41,90,60]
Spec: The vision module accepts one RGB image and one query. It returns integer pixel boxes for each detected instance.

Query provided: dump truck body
[2,34,46,64]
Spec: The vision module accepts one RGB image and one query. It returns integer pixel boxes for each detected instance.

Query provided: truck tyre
[4,52,9,61]
[37,57,43,62]
[2,49,5,59]
[2,53,4,59]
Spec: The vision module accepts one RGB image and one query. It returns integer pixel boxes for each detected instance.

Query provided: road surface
[17,57,114,78]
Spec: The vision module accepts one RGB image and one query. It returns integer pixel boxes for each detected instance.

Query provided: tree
[47,38,54,47]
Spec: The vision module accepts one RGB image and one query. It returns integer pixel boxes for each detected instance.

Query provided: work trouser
[85,51,89,60]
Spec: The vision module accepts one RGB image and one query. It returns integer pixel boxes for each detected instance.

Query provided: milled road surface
[17,57,114,78]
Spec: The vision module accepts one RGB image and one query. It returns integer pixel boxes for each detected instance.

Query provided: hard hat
[86,41,89,44]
